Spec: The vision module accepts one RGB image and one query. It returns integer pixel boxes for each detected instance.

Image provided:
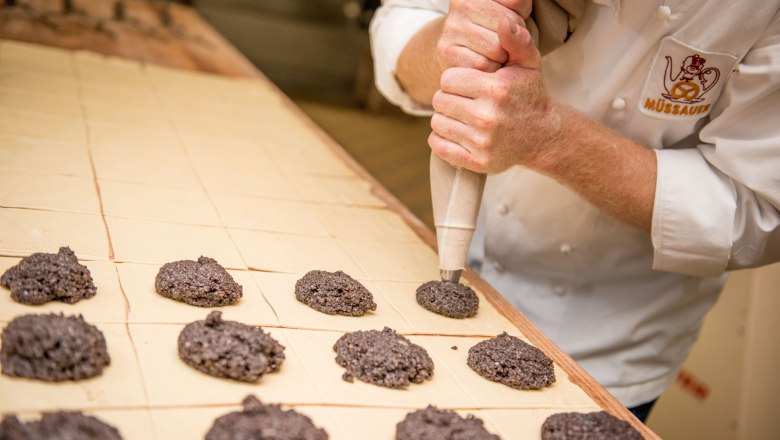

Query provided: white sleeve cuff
[369,6,443,116]
[651,148,737,277]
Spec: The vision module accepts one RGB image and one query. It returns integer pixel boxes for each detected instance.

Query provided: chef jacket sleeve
[369,0,448,115]
[652,13,780,277]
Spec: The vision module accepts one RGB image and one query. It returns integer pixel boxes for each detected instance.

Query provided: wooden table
[0,3,660,439]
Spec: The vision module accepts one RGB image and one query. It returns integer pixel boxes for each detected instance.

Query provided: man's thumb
[498,16,541,69]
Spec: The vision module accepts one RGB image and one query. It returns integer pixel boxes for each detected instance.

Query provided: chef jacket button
[560,243,572,254]
[493,261,505,273]
[657,5,672,20]
[553,285,569,296]
[497,203,509,216]
[611,97,626,110]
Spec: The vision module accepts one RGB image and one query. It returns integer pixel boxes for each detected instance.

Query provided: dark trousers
[627,399,657,423]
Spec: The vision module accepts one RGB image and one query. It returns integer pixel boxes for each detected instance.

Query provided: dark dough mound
[416,281,479,318]
[295,270,377,316]
[467,332,555,390]
[396,405,500,440]
[178,311,285,382]
[1,313,110,382]
[0,411,122,440]
[0,246,96,306]
[541,411,642,440]
[206,395,328,440]
[155,256,242,307]
[333,327,434,389]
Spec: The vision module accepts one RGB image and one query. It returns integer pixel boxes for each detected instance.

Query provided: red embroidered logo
[643,53,720,117]
[662,54,720,103]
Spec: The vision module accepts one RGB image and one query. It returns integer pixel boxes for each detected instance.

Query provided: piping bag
[431,153,486,283]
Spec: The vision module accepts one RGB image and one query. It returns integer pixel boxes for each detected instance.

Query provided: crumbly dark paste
[467,332,555,390]
[295,270,377,316]
[0,246,96,306]
[155,256,242,307]
[396,405,500,440]
[0,411,122,440]
[541,411,643,440]
[178,311,285,382]
[415,280,479,318]
[333,327,434,389]
[205,395,328,440]
[0,313,110,382]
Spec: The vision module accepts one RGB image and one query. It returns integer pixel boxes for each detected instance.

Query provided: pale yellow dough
[252,271,411,332]
[315,205,423,243]
[106,216,246,269]
[0,86,81,119]
[340,239,440,281]
[116,262,277,325]
[0,67,79,100]
[0,168,100,214]
[290,175,386,207]
[87,121,183,154]
[0,108,85,143]
[129,324,326,406]
[0,208,109,261]
[0,135,92,177]
[0,258,126,324]
[211,192,331,237]
[91,148,201,189]
[0,323,147,412]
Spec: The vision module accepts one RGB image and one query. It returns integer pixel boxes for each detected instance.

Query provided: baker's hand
[429,16,558,174]
[437,0,531,73]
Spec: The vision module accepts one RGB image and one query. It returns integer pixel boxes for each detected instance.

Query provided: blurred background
[1,1,778,438]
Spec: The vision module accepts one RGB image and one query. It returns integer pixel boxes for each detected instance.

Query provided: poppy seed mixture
[396,406,500,440]
[205,395,328,440]
[467,332,556,390]
[540,411,643,440]
[0,412,122,439]
[295,270,377,316]
[415,280,479,318]
[155,256,242,307]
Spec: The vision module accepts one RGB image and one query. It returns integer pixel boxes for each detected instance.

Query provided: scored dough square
[0,108,85,143]
[0,87,81,119]
[80,82,158,110]
[290,176,386,207]
[117,263,277,326]
[0,323,147,412]
[264,141,357,178]
[87,122,183,154]
[375,281,520,337]
[99,179,222,226]
[340,240,439,282]
[188,152,299,200]
[0,258,126,324]
[150,405,341,440]
[252,271,411,333]
[229,229,363,275]
[82,100,169,130]
[416,335,598,409]
[0,168,100,214]
[106,217,246,269]
[314,205,423,243]
[170,116,253,142]
[91,148,200,189]
[0,208,109,260]
[0,135,92,177]
[0,67,79,100]
[129,324,325,406]
[283,328,476,408]
[0,41,73,76]
[10,409,156,440]
[211,193,330,237]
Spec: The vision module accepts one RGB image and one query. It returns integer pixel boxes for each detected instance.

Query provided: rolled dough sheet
[106,216,246,269]
[87,122,183,154]
[416,335,598,409]
[117,263,277,326]
[252,271,411,333]
[0,67,79,100]
[90,148,201,189]
[211,193,330,237]
[161,96,243,124]
[0,86,81,119]
[474,407,603,440]
[0,258,126,324]
[282,328,476,408]
[189,153,299,200]
[340,240,439,282]
[290,176,386,207]
[265,141,357,178]
[129,324,325,406]
[82,100,169,131]
[0,323,147,412]
[375,281,521,337]
[0,41,73,76]
[0,135,92,177]
[10,408,156,440]
[315,206,423,244]
[0,108,85,143]
[170,116,253,143]
[0,168,100,214]
[80,82,159,110]
[99,179,222,227]
[0,208,109,261]
[229,229,364,275]
[150,404,341,440]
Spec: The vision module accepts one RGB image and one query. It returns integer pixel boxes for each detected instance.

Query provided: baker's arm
[430,13,780,277]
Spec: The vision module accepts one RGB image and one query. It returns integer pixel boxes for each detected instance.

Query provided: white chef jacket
[370,0,780,406]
